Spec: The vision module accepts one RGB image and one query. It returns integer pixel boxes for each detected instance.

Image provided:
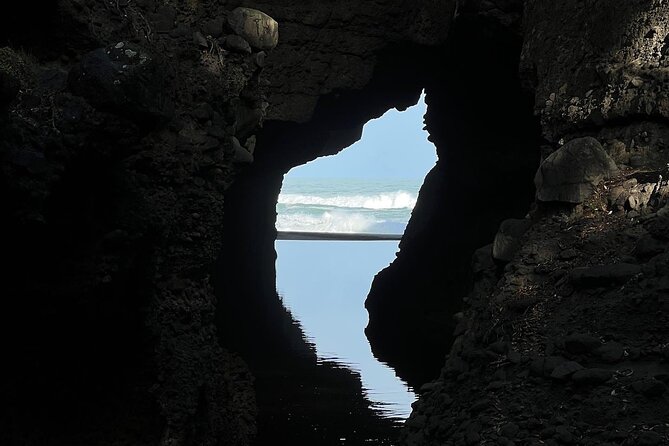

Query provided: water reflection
[275,240,416,420]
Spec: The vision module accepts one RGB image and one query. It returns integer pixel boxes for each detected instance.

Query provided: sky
[274,92,439,418]
[286,91,437,180]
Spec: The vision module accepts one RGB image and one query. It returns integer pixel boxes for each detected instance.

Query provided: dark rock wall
[2,0,466,445]
[365,13,542,389]
[4,0,666,445]
[401,1,669,444]
[239,0,456,123]
[1,1,271,444]
[217,0,458,378]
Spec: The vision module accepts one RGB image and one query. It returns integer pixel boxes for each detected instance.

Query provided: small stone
[631,78,644,88]
[245,135,257,154]
[224,35,252,54]
[564,333,601,354]
[540,427,555,438]
[571,368,614,385]
[550,361,584,380]
[469,399,491,413]
[558,248,579,260]
[486,380,506,390]
[632,378,667,397]
[630,155,646,168]
[530,356,566,377]
[465,431,480,445]
[488,341,508,354]
[595,342,625,363]
[500,423,520,439]
[554,426,574,444]
[193,103,213,122]
[193,31,208,48]
[638,431,663,446]
[507,350,522,364]
[228,7,279,50]
[231,136,253,163]
[492,218,532,262]
[254,51,267,67]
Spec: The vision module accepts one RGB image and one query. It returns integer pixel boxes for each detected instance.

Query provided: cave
[216,13,541,442]
[10,1,668,445]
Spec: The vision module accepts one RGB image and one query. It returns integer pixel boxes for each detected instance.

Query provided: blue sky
[274,94,437,417]
[287,91,437,180]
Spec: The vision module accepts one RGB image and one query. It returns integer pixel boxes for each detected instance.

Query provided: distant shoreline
[276,231,403,241]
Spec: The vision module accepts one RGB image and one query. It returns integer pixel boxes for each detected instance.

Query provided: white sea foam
[278,191,417,210]
[276,211,381,233]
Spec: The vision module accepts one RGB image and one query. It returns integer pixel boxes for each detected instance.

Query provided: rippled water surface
[275,239,416,420]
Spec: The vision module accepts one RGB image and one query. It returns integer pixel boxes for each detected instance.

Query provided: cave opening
[274,92,437,419]
[215,14,542,445]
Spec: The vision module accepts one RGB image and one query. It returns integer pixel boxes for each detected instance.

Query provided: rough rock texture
[535,137,618,204]
[493,218,533,262]
[241,0,457,123]
[1,0,467,445]
[403,1,669,444]
[219,0,461,395]
[228,8,279,51]
[3,0,669,445]
[365,10,542,388]
[402,169,669,445]
[521,0,669,171]
[1,1,272,444]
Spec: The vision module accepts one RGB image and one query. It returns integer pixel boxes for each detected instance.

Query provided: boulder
[492,218,532,262]
[535,137,618,203]
[228,8,279,50]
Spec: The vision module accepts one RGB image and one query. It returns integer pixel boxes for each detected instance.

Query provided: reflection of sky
[275,240,416,419]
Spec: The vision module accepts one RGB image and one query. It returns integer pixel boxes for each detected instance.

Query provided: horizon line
[276,231,403,241]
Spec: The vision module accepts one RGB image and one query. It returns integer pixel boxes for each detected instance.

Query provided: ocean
[275,177,420,419]
[276,178,420,234]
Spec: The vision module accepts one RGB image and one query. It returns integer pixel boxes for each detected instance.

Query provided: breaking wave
[278,191,417,210]
[276,211,381,233]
